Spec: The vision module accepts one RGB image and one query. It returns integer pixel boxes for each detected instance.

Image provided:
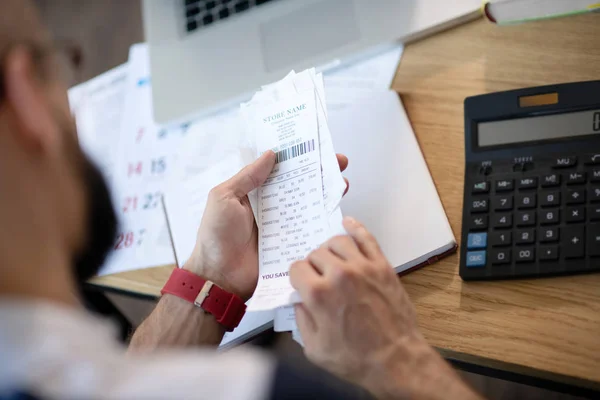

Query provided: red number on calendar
[114,234,124,250]
[114,229,146,250]
[124,232,134,248]
[128,162,142,177]
[136,127,145,143]
[114,232,135,250]
[122,192,161,213]
[122,196,138,213]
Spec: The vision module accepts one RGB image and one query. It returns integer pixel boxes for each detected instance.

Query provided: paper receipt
[247,90,329,311]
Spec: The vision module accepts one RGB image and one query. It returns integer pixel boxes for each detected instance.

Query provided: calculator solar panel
[460,81,600,280]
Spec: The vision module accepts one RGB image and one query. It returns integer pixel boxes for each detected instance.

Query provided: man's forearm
[361,336,483,400]
[129,294,225,351]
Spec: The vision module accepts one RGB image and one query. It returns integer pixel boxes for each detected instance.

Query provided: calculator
[460,81,600,280]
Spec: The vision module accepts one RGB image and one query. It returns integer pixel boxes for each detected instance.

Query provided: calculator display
[478,109,600,147]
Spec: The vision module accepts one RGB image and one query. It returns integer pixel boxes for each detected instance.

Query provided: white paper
[292,329,304,347]
[68,64,128,183]
[242,71,348,331]
[244,90,329,311]
[244,70,346,231]
[274,305,297,332]
[107,43,184,275]
[292,69,346,214]
[68,63,148,277]
[329,90,455,273]
[324,45,404,111]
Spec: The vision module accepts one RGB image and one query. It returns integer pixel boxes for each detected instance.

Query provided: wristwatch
[161,268,246,331]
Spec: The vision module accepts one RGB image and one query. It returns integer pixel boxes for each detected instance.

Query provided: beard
[56,102,118,284]
[72,155,118,283]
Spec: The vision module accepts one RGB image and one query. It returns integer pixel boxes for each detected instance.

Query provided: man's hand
[290,217,481,400]
[185,152,349,301]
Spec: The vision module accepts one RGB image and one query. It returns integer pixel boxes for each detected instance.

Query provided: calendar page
[69,44,189,276]
[108,44,187,275]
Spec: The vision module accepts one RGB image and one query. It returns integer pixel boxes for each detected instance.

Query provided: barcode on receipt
[274,139,316,164]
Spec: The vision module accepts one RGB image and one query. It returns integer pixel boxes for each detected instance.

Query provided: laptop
[142,0,481,124]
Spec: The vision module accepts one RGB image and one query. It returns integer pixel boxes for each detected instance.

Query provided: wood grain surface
[90,14,600,387]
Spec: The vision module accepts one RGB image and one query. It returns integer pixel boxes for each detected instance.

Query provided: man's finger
[342,216,382,260]
[289,261,327,310]
[343,177,349,196]
[307,247,344,275]
[226,151,276,198]
[326,235,363,261]
[336,153,348,172]
[290,260,320,291]
[294,303,317,337]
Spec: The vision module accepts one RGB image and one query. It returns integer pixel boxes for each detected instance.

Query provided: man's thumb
[229,150,276,198]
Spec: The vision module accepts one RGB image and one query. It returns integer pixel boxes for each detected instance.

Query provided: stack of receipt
[241,69,346,338]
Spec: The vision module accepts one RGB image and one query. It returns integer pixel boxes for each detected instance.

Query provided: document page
[245,91,329,311]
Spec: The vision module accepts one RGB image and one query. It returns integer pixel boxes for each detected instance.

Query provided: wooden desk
[90,14,600,391]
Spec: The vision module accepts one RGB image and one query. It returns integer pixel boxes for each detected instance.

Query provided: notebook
[483,0,600,25]
[163,90,456,348]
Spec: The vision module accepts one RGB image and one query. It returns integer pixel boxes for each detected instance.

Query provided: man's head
[0,1,117,290]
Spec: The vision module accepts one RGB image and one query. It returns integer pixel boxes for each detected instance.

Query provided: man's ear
[3,46,59,153]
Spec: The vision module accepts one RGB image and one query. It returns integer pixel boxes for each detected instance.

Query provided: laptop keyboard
[184,0,276,33]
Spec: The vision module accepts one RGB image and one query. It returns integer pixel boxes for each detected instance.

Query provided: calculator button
[490,232,511,247]
[516,211,536,227]
[479,165,492,175]
[566,171,586,185]
[589,186,600,203]
[472,181,490,194]
[584,154,600,165]
[491,249,511,265]
[516,193,536,209]
[566,189,585,205]
[552,156,577,168]
[470,198,489,213]
[517,177,537,190]
[515,247,535,263]
[465,251,486,267]
[591,206,600,221]
[591,169,600,183]
[566,206,585,223]
[493,213,512,228]
[492,195,513,211]
[588,224,600,256]
[562,225,585,259]
[467,233,487,249]
[495,179,514,192]
[540,191,560,207]
[516,229,535,244]
[539,246,559,261]
[541,173,561,187]
[540,227,559,243]
[539,209,560,225]
[469,215,488,230]
[522,161,534,172]
[512,162,525,172]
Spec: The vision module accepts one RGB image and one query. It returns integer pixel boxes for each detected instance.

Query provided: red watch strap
[161,268,246,331]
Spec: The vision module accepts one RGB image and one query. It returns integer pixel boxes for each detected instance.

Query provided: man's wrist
[129,293,226,350]
[182,255,249,300]
[361,334,481,400]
